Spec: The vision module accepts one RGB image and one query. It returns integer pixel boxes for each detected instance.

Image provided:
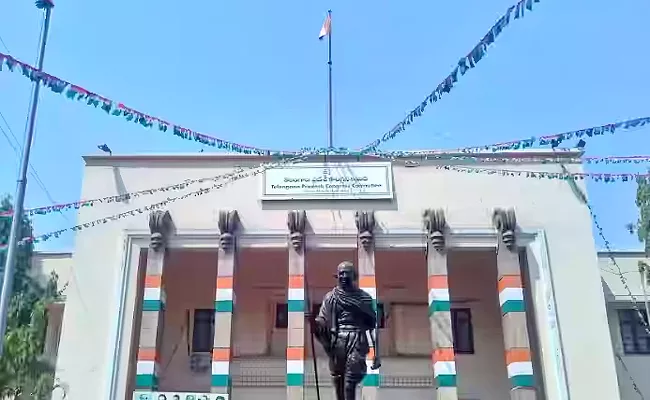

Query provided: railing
[231,375,435,387]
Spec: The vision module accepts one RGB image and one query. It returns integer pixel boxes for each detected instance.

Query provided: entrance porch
[124,209,548,400]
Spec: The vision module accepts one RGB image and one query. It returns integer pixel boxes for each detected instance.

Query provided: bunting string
[0,52,300,156]
[3,47,649,159]
[435,165,650,183]
[0,162,270,218]
[454,117,650,154]
[0,0,540,157]
[2,156,646,246]
[376,152,650,164]
[359,0,541,152]
[302,116,650,157]
[1,156,306,248]
[2,154,649,220]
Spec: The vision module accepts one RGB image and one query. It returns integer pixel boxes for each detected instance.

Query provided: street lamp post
[0,0,55,356]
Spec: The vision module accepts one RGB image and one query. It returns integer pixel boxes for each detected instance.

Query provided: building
[35,150,649,400]
[600,251,650,400]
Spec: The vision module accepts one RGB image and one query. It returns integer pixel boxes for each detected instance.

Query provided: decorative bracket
[149,210,173,252]
[355,210,376,251]
[492,208,517,251]
[423,208,447,252]
[287,210,307,252]
[218,210,239,252]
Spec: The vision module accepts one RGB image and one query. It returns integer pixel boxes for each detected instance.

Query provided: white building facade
[33,151,648,400]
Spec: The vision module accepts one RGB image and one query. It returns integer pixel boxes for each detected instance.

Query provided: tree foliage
[636,176,650,254]
[0,195,61,399]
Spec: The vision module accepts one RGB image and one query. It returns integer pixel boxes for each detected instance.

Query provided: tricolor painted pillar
[135,210,173,390]
[286,210,307,399]
[355,210,380,398]
[211,210,239,395]
[493,208,537,400]
[423,209,458,400]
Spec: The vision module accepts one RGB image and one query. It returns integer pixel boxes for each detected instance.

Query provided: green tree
[636,176,650,254]
[0,195,62,399]
[626,176,650,252]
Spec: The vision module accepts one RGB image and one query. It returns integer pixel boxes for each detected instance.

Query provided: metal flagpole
[0,0,54,356]
[327,9,333,149]
[304,269,321,400]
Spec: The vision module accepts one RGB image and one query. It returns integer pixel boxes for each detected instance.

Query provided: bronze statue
[310,261,381,400]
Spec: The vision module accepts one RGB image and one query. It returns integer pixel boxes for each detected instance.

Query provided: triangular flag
[319,14,331,40]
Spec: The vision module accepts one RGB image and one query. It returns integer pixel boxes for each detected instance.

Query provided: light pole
[0,0,54,356]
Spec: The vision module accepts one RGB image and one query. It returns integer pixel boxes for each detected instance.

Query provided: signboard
[261,162,393,200]
[133,392,228,400]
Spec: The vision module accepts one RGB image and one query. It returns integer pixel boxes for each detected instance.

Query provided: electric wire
[555,154,647,398]
[0,34,10,53]
[0,17,70,224]
[0,109,71,224]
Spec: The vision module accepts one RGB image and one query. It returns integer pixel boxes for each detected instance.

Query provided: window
[192,309,215,353]
[451,308,474,354]
[275,303,288,329]
[618,309,650,354]
[274,302,386,329]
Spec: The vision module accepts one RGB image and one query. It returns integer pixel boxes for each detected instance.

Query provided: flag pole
[327,9,333,149]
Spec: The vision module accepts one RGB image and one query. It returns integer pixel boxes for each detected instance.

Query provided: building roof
[83,148,585,166]
[32,251,73,258]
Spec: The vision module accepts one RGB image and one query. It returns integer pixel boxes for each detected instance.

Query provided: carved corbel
[492,208,517,251]
[355,210,376,251]
[423,208,446,252]
[218,210,239,252]
[287,210,307,252]
[149,210,173,252]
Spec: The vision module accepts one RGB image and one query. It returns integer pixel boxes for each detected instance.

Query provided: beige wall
[52,152,621,400]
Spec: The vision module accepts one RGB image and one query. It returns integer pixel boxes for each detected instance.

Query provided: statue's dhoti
[328,326,369,400]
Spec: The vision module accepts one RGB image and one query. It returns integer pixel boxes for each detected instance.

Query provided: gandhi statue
[310,261,381,400]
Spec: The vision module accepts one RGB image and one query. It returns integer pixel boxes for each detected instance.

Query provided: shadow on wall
[601,277,615,301]
[112,167,130,203]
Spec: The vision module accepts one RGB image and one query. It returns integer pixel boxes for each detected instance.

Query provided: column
[211,210,239,395]
[286,210,307,399]
[492,208,536,400]
[423,209,458,400]
[355,210,380,397]
[135,210,173,391]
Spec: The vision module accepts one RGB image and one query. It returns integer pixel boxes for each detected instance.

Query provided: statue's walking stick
[370,304,381,371]
[304,273,321,400]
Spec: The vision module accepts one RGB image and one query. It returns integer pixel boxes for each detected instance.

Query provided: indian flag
[319,13,331,40]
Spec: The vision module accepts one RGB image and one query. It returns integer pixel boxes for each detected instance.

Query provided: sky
[0,0,649,253]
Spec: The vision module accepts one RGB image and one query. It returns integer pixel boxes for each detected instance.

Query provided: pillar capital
[217,210,239,252]
[148,210,173,252]
[287,210,307,252]
[355,210,376,251]
[423,208,447,252]
[492,208,517,251]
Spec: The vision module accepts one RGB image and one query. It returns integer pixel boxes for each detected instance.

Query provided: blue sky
[1,0,648,252]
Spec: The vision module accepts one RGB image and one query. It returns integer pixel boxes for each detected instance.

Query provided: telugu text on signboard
[261,162,393,200]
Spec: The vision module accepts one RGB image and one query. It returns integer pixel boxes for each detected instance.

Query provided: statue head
[336,261,357,291]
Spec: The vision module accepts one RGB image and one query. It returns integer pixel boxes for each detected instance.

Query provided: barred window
[618,309,650,355]
[192,309,215,353]
[451,308,474,354]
